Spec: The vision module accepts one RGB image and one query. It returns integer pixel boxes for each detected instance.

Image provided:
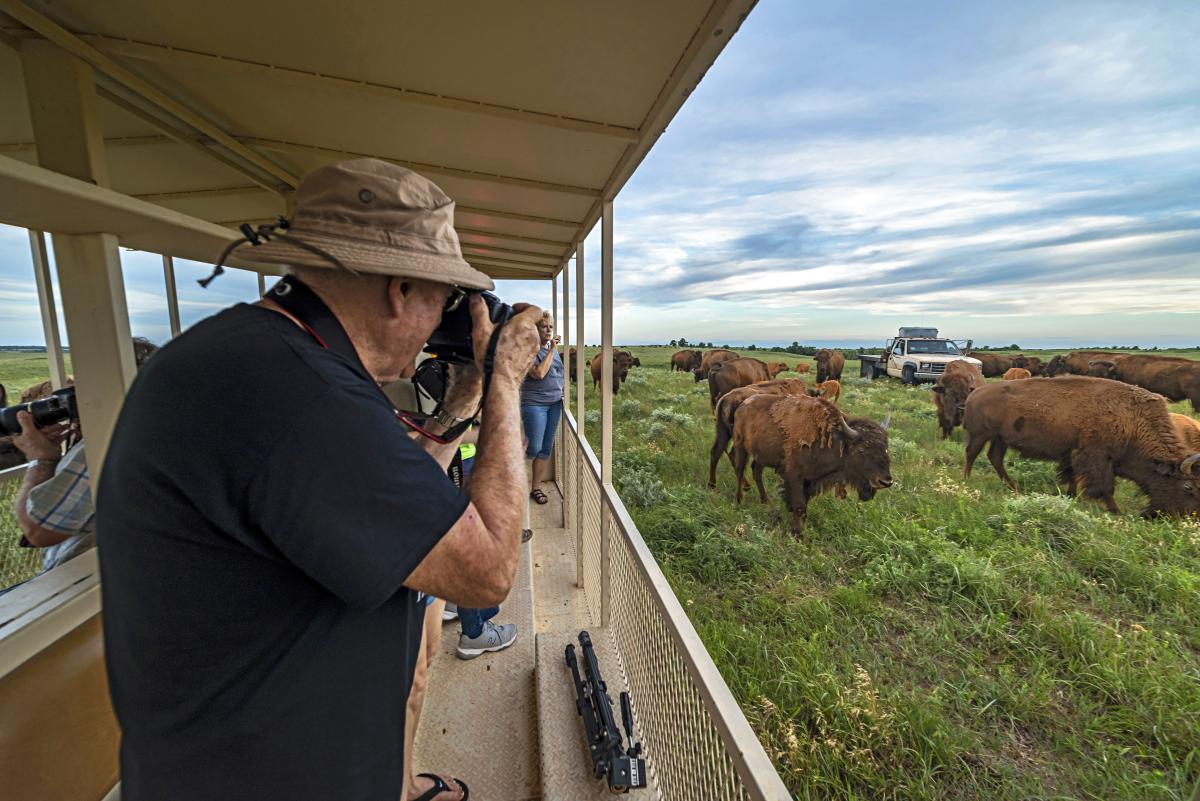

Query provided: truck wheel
[901,365,917,385]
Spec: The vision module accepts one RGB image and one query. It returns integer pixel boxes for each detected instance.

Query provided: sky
[1,0,1198,349]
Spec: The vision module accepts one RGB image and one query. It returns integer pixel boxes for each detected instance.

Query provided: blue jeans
[521,401,562,459]
[459,605,500,639]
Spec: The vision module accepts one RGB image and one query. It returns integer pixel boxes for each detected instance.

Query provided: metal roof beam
[456,226,572,247]
[0,0,299,187]
[466,258,556,275]
[462,253,559,270]
[455,205,578,228]
[459,243,562,261]
[86,35,639,142]
[134,185,266,202]
[239,137,601,198]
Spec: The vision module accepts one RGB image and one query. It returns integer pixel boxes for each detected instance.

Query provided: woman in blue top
[521,312,564,513]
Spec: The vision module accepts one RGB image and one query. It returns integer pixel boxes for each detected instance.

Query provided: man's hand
[468,297,542,384]
[12,411,68,462]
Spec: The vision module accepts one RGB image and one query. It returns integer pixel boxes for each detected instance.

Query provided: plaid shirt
[27,440,95,571]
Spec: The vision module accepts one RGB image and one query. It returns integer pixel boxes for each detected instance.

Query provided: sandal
[530,488,549,505]
[412,773,469,801]
[522,528,533,543]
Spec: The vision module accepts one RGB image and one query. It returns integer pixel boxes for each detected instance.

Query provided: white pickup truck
[858,327,981,385]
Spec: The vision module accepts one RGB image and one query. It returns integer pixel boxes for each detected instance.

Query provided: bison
[1044,350,1121,377]
[708,358,775,409]
[1084,354,1200,412]
[1011,355,1044,376]
[931,359,985,439]
[1002,367,1032,381]
[814,349,845,383]
[730,393,893,533]
[694,349,739,382]
[1172,413,1200,451]
[794,363,811,375]
[765,362,789,379]
[962,377,1200,516]
[568,346,578,381]
[973,353,1014,378]
[590,350,635,393]
[815,379,841,405]
[671,349,702,372]
[708,378,815,489]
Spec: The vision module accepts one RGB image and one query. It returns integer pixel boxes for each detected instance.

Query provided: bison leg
[1056,458,1078,496]
[964,434,987,479]
[987,440,1017,490]
[732,447,749,505]
[752,461,768,503]
[708,425,731,490]
[1070,449,1120,514]
[783,476,809,535]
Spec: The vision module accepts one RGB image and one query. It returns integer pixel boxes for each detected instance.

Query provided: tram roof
[0,0,755,277]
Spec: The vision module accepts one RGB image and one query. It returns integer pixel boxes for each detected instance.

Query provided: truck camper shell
[0,1,791,799]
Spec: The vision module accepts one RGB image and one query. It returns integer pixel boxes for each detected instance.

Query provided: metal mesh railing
[560,411,790,801]
[0,464,40,589]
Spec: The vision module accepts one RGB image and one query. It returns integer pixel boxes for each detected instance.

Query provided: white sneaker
[442,602,459,622]
[456,621,518,660]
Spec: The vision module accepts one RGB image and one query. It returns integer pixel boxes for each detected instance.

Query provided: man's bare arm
[404,305,540,607]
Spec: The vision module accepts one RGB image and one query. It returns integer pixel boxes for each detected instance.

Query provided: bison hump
[768,397,842,465]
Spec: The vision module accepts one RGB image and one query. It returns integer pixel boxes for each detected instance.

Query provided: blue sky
[2,0,1198,348]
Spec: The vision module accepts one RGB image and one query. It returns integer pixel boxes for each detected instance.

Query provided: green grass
[574,346,1200,801]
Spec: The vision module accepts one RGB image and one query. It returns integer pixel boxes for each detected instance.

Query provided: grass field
[574,346,1200,801]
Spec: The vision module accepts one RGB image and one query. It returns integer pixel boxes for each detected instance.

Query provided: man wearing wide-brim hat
[97,159,541,801]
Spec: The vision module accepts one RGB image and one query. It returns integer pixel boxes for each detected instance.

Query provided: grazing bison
[708,358,775,409]
[1011,355,1044,376]
[963,377,1200,516]
[814,349,845,383]
[671,349,702,372]
[1044,350,1121,377]
[694,349,739,382]
[590,350,636,393]
[730,394,893,533]
[1172,413,1200,451]
[1084,354,1200,412]
[815,380,842,405]
[708,378,815,489]
[973,353,1014,378]
[794,363,811,375]
[931,359,985,439]
[1003,367,1032,381]
[765,362,789,379]
[568,347,578,381]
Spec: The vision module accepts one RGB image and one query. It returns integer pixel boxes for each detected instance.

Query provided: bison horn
[1183,453,1200,477]
[880,412,893,431]
[839,414,861,441]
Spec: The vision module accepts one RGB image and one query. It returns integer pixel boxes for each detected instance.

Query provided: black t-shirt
[97,301,467,801]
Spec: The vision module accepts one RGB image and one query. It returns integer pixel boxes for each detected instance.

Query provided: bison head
[767,362,788,378]
[838,415,894,501]
[1144,453,1200,518]
[1087,359,1116,378]
[932,376,977,424]
[693,367,703,382]
[1044,355,1068,376]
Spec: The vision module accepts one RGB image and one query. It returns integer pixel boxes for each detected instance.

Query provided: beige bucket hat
[230,158,494,290]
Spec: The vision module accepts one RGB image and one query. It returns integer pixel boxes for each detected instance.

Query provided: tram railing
[558,408,791,801]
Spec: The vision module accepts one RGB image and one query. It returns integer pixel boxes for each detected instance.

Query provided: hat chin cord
[199,217,358,288]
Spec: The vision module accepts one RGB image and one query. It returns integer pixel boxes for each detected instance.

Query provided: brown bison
[963,377,1200,516]
[708,378,815,489]
[815,379,841,405]
[671,349,702,372]
[1002,367,1032,381]
[1084,354,1200,412]
[814,349,845,383]
[931,359,985,439]
[1172,413,1200,451]
[730,394,893,533]
[973,353,1014,378]
[708,358,775,409]
[568,346,578,381]
[694,349,739,382]
[794,363,811,374]
[1010,355,1044,376]
[1044,350,1121,377]
[590,350,636,393]
[765,362,789,379]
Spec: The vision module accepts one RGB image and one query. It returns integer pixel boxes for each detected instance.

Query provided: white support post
[257,272,267,297]
[560,262,570,523]
[599,200,614,626]
[28,230,68,389]
[574,241,585,590]
[162,255,182,338]
[22,39,135,481]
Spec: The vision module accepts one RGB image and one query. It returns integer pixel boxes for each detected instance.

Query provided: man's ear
[386,276,411,318]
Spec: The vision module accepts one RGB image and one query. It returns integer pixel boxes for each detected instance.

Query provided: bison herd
[674,346,1200,532]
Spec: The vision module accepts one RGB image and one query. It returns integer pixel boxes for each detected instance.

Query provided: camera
[425,291,515,364]
[0,386,78,437]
